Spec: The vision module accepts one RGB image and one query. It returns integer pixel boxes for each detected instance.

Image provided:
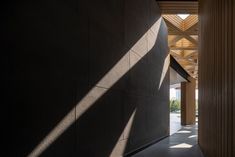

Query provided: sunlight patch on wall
[159,54,170,90]
[110,110,136,157]
[27,17,164,157]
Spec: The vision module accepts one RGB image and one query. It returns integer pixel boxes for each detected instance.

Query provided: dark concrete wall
[2,0,169,156]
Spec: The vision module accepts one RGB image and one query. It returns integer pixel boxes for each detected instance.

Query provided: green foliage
[170,99,180,112]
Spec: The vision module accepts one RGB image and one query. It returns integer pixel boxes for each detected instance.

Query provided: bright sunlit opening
[177,14,190,20]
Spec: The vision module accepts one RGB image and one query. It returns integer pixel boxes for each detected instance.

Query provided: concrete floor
[132,125,204,157]
[170,113,181,135]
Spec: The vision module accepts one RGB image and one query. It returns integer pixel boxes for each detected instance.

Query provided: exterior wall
[198,0,235,156]
[2,0,169,157]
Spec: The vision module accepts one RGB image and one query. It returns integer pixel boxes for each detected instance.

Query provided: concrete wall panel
[2,0,169,156]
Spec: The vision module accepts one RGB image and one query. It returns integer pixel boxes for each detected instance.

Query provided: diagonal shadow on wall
[38,20,169,157]
[2,0,169,156]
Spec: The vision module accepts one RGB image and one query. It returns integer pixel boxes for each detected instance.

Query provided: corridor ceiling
[158,1,199,81]
[163,14,198,80]
[158,1,198,14]
[163,15,198,79]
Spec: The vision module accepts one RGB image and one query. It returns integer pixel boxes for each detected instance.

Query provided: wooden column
[199,0,234,157]
[181,77,196,125]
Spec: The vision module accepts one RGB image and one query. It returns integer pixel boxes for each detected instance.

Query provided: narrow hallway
[132,125,203,157]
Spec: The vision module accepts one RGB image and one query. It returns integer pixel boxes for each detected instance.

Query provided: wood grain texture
[163,15,199,80]
[198,0,234,157]
[158,1,198,14]
[181,77,196,125]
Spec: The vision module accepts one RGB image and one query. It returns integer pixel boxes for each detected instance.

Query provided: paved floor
[132,125,204,157]
[170,113,181,135]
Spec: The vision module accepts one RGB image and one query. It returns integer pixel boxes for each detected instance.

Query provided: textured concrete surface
[2,0,169,156]
[132,125,204,157]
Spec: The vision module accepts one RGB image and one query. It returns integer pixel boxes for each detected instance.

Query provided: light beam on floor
[170,143,192,149]
[177,130,191,134]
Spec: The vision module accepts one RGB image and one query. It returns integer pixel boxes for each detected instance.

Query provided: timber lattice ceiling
[163,14,198,80]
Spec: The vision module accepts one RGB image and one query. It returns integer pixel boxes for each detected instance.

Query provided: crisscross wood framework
[163,14,198,80]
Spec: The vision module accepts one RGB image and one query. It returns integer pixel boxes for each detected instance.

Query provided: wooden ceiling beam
[185,22,198,32]
[158,1,198,14]
[170,50,184,58]
[179,62,197,66]
[184,15,198,30]
[183,51,198,58]
[177,57,198,63]
[164,19,198,45]
[164,12,199,79]
[185,66,197,71]
[169,31,198,35]
[170,46,197,50]
[169,35,183,46]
